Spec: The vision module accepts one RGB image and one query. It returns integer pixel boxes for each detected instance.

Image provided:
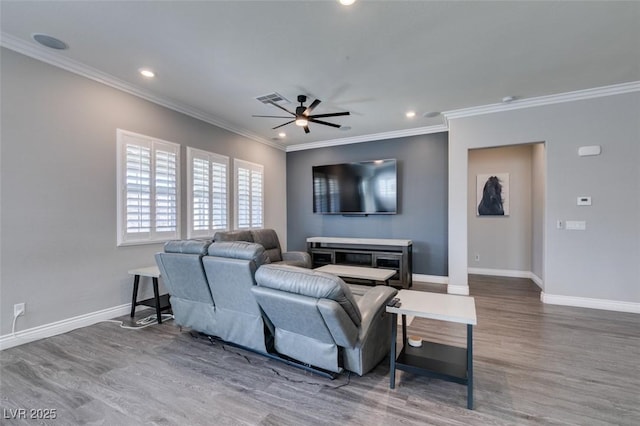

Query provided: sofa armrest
[281,251,312,268]
[356,286,397,340]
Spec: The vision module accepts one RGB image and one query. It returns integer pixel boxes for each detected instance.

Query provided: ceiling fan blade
[252,115,293,118]
[266,101,295,116]
[308,111,350,119]
[303,125,310,134]
[303,99,322,116]
[272,120,295,130]
[309,118,341,128]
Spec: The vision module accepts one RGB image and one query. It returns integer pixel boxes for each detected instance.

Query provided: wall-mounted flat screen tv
[312,159,397,214]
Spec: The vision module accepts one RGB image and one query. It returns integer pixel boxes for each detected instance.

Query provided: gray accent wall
[0,48,287,336]
[286,133,448,276]
[449,92,639,302]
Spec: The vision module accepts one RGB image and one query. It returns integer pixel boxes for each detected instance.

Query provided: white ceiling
[2,1,639,149]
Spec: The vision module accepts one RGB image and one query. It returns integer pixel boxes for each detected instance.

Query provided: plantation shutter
[187,148,229,238]
[234,159,264,230]
[117,129,180,245]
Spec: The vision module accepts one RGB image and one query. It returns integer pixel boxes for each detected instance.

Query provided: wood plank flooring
[1,275,638,425]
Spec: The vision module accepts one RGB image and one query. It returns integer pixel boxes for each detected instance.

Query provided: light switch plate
[566,220,586,230]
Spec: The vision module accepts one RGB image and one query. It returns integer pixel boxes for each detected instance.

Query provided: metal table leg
[390,313,397,389]
[467,324,474,409]
[152,277,162,324]
[130,274,140,318]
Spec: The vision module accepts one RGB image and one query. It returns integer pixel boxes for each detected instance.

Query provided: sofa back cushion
[155,240,213,303]
[212,230,254,243]
[251,229,283,263]
[203,241,269,315]
[207,241,269,267]
[255,264,361,326]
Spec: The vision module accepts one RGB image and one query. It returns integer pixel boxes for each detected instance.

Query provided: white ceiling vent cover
[255,92,290,105]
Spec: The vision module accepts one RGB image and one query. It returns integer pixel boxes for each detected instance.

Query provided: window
[116,129,180,246]
[187,147,229,238]
[234,159,264,229]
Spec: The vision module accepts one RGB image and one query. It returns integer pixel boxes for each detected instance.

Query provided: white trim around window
[116,129,180,246]
[234,159,264,230]
[187,147,230,239]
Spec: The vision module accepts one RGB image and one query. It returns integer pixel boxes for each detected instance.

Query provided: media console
[306,237,412,288]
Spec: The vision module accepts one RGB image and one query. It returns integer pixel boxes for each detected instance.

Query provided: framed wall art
[476,173,510,216]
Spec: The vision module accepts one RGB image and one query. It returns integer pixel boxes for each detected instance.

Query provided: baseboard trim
[468,267,531,278]
[412,273,448,285]
[0,303,133,351]
[540,292,640,314]
[468,267,545,289]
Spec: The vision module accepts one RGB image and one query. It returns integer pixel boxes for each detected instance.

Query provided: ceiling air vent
[255,92,290,105]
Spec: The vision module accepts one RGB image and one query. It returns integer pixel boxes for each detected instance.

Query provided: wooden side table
[387,290,477,409]
[128,266,171,324]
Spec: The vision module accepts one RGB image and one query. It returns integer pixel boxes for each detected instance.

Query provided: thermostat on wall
[577,196,592,206]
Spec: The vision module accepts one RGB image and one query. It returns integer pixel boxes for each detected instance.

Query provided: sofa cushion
[251,229,283,262]
[212,230,254,243]
[164,240,211,255]
[255,264,361,326]
[208,241,270,267]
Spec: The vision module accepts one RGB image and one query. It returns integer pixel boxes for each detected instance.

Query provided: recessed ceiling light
[423,111,441,118]
[339,0,357,5]
[139,69,155,78]
[502,96,517,103]
[32,33,68,50]
[406,111,416,118]
[278,132,286,138]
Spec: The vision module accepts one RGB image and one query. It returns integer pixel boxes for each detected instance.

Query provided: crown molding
[4,31,638,154]
[0,32,284,151]
[443,81,640,120]
[285,123,449,152]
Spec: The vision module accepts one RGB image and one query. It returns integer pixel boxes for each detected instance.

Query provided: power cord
[101,313,174,329]
[11,314,20,337]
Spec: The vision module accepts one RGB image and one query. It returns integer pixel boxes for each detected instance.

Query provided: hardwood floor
[1,275,638,425]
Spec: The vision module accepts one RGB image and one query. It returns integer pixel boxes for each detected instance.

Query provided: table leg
[467,324,474,409]
[130,275,140,318]
[152,277,162,324]
[390,313,397,389]
[402,314,407,344]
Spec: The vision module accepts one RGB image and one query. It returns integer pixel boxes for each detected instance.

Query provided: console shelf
[306,237,412,288]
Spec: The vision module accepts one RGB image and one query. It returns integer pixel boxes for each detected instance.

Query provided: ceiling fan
[253,95,350,134]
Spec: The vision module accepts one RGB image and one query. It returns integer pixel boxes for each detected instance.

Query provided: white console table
[306,237,413,288]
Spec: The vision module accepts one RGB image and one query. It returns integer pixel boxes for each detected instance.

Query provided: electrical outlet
[474,254,480,262]
[14,303,25,317]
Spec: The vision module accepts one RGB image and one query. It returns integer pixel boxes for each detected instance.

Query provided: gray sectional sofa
[155,238,397,376]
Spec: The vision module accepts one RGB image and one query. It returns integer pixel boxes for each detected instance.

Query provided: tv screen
[313,159,397,214]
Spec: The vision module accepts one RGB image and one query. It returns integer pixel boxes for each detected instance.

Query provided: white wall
[449,91,640,306]
[0,48,287,337]
[531,143,546,286]
[468,145,534,272]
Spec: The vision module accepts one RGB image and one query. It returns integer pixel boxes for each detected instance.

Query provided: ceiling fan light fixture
[295,118,309,127]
